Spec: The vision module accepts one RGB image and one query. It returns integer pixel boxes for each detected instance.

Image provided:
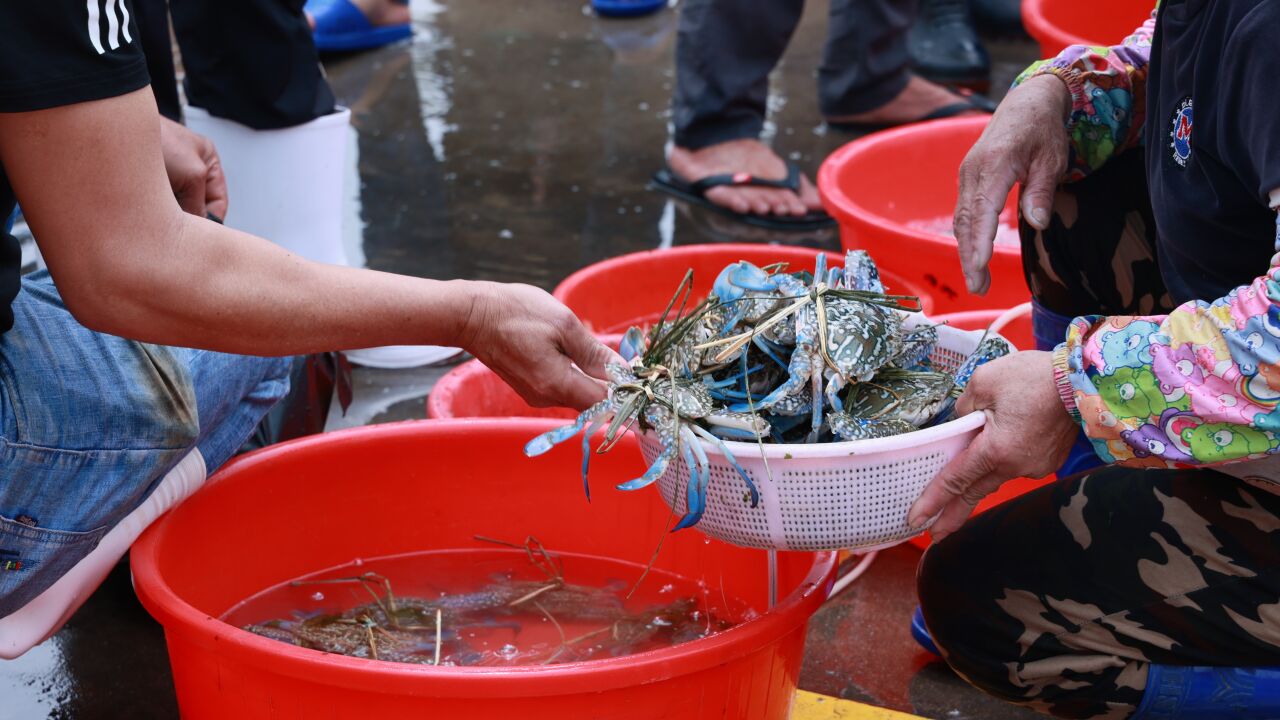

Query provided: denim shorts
[0,272,292,616]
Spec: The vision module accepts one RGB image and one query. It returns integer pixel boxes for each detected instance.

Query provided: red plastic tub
[132,419,836,720]
[819,116,1028,314]
[553,244,935,335]
[1023,0,1154,58]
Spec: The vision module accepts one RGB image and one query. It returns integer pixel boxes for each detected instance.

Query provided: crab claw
[619,327,646,363]
[725,261,780,293]
[841,249,885,293]
[524,401,608,456]
[615,442,676,491]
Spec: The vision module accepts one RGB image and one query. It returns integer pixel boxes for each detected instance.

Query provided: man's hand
[159,117,227,221]
[954,75,1072,295]
[907,351,1079,540]
[458,282,624,411]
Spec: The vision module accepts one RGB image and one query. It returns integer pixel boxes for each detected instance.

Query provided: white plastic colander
[638,315,1008,552]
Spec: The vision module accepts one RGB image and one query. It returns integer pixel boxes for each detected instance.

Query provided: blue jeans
[0,272,292,616]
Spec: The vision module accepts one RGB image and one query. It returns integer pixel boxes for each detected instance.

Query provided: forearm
[1062,206,1280,468]
[86,211,478,355]
[1013,8,1157,179]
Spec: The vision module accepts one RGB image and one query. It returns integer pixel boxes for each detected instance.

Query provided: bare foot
[826,75,988,127]
[667,139,823,218]
[306,0,410,30]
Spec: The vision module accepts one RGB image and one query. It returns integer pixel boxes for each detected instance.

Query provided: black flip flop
[826,87,997,133]
[648,161,837,232]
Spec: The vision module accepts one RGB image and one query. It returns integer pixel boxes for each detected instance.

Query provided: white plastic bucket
[183,106,351,266]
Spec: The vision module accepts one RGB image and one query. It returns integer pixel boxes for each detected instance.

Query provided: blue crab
[745,253,914,438]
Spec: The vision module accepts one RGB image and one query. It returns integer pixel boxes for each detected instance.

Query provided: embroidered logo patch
[1169,97,1193,168]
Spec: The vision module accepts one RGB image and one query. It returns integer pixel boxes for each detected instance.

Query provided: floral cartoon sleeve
[1059,207,1280,468]
[1013,7,1158,181]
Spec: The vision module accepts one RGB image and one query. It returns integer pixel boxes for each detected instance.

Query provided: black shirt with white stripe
[0,0,149,332]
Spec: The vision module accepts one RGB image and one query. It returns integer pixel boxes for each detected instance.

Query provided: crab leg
[524,401,609,457]
[673,426,711,530]
[580,412,608,501]
[830,412,916,441]
[615,405,678,491]
[823,369,848,412]
[808,362,825,442]
[750,336,790,369]
[617,441,678,492]
[689,424,759,507]
[757,336,814,408]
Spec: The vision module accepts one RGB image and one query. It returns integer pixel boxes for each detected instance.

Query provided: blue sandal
[912,606,941,656]
[306,0,412,53]
[592,0,667,18]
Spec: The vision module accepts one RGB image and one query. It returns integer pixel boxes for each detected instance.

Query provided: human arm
[1014,9,1157,180]
[952,8,1157,295]
[159,116,228,221]
[912,202,1280,540]
[0,88,615,409]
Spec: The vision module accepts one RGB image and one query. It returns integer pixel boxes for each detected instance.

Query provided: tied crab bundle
[525,251,1011,530]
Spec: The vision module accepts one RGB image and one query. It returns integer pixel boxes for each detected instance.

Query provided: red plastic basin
[131,419,836,720]
[818,116,1028,314]
[1023,0,1154,58]
[553,244,935,335]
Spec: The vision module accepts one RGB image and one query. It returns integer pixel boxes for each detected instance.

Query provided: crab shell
[845,372,953,426]
[821,298,904,382]
[649,377,715,419]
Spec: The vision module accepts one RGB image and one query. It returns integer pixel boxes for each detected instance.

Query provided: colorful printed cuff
[1052,344,1082,424]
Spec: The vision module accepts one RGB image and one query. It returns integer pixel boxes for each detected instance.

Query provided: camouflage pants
[916,151,1280,719]
[918,469,1280,719]
[1020,149,1174,319]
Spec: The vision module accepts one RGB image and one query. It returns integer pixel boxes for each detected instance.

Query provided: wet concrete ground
[1,0,1043,717]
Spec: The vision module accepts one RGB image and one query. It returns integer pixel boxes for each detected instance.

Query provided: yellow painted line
[792,690,928,720]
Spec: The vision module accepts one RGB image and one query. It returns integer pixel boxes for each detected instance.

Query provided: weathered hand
[459,282,623,410]
[907,350,1079,540]
[954,75,1072,295]
[159,117,228,221]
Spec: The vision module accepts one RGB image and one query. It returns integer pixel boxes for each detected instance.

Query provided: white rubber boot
[0,450,207,659]
[183,106,459,369]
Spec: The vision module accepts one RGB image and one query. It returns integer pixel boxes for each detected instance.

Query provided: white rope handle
[988,302,1033,338]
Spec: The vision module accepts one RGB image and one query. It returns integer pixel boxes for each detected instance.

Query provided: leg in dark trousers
[671,0,806,150]
[168,0,336,129]
[817,0,914,117]
[672,0,919,149]
[918,467,1280,718]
